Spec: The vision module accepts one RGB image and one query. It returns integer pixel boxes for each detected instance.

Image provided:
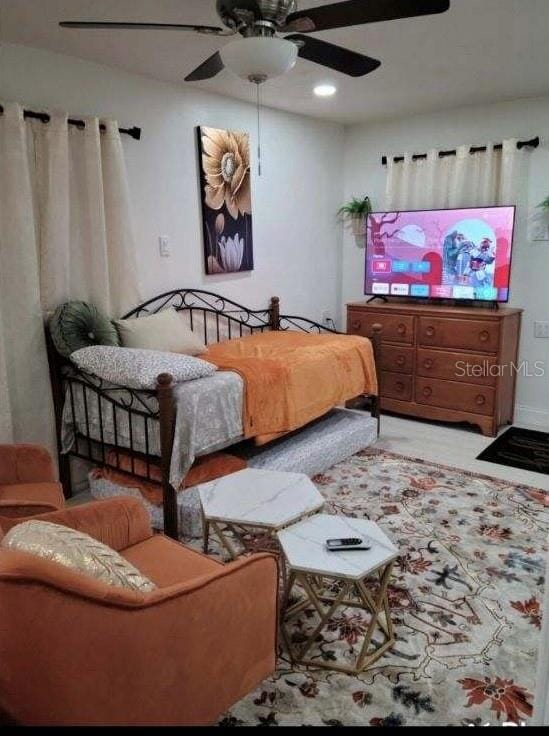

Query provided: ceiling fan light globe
[314,84,337,97]
[220,37,298,81]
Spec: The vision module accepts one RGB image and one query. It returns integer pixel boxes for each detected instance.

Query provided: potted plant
[338,196,372,237]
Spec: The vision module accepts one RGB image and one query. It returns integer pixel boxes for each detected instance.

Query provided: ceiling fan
[60,1,451,85]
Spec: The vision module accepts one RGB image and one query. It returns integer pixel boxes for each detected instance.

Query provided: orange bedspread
[203,331,378,442]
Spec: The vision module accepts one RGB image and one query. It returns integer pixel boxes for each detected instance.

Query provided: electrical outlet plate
[159,236,170,257]
[534,321,549,338]
[530,221,549,242]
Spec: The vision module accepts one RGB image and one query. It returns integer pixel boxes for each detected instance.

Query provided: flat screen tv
[365,206,516,303]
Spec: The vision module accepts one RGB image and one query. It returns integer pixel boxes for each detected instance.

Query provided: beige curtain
[34,114,141,315]
[0,104,54,446]
[385,139,524,210]
[0,101,141,448]
[0,308,13,442]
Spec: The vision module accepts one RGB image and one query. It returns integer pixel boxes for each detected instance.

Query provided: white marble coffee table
[197,468,325,560]
[278,514,398,674]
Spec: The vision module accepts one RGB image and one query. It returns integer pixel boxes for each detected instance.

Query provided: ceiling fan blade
[60,21,225,35]
[185,52,225,82]
[283,0,450,33]
[286,35,380,77]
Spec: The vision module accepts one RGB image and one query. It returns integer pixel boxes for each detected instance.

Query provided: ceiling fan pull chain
[249,74,266,176]
[256,79,262,177]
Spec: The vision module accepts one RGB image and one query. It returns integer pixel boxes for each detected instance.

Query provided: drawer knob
[425,326,436,338]
[396,381,405,393]
[397,323,407,335]
[479,330,490,343]
[352,320,361,331]
[476,394,487,406]
[422,386,433,398]
[396,355,406,367]
[423,359,434,370]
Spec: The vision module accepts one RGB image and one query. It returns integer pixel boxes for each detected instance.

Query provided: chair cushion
[50,301,120,358]
[115,309,206,356]
[71,345,216,390]
[2,521,156,593]
[0,445,56,485]
[0,482,65,509]
[122,535,222,588]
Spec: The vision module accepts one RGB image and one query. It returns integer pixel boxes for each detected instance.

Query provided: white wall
[0,42,344,324]
[342,98,549,427]
[2,42,548,425]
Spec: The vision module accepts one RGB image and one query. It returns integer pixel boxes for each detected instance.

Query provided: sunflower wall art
[197,126,254,275]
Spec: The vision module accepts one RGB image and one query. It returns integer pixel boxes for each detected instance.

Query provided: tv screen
[365,206,516,303]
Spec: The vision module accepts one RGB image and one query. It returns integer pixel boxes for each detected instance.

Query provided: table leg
[382,563,395,641]
[354,566,393,671]
[279,551,289,595]
[297,576,352,661]
[281,563,395,674]
[202,513,210,554]
[210,521,240,560]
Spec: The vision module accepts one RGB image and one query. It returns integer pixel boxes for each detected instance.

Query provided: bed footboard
[156,373,178,540]
[47,338,164,493]
[370,324,383,434]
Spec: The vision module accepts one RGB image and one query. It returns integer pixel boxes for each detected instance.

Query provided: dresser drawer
[416,377,495,416]
[417,348,498,386]
[418,317,499,353]
[380,345,414,374]
[348,311,414,345]
[381,372,413,401]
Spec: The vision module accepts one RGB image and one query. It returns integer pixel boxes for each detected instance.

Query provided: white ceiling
[1,0,548,125]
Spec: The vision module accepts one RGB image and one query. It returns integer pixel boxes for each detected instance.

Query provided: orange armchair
[0,497,278,726]
[0,444,64,518]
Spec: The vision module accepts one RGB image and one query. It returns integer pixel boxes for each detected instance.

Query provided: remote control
[326,537,372,551]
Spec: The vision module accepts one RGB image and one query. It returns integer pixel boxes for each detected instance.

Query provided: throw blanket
[92,451,247,506]
[203,332,378,443]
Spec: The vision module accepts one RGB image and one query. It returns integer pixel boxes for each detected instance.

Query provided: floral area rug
[216,449,548,727]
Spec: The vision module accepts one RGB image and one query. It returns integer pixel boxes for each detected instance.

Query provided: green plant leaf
[338,196,372,218]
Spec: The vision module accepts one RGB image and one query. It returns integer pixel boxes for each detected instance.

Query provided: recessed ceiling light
[314,84,337,98]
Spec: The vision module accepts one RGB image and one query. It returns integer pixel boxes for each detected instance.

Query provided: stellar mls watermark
[455,361,546,379]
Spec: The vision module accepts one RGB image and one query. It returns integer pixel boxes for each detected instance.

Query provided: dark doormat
[477,426,549,475]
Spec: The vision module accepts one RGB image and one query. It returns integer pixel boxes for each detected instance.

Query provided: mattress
[87,409,379,541]
[61,371,244,488]
[89,473,204,539]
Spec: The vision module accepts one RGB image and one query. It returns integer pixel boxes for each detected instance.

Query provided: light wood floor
[69,415,549,506]
[377,414,549,491]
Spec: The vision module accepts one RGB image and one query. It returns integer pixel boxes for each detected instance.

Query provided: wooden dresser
[347,302,523,437]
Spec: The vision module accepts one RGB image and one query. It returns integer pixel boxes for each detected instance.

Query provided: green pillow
[49,302,120,358]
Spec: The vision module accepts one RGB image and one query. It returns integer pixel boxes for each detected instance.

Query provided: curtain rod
[0,105,142,141]
[381,136,540,166]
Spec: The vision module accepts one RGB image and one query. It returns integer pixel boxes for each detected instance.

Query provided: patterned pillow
[50,302,120,358]
[71,345,216,390]
[2,521,156,593]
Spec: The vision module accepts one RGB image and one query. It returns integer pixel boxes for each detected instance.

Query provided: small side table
[278,514,398,675]
[197,468,325,560]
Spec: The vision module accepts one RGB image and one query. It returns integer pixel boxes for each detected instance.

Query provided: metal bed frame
[47,290,381,539]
